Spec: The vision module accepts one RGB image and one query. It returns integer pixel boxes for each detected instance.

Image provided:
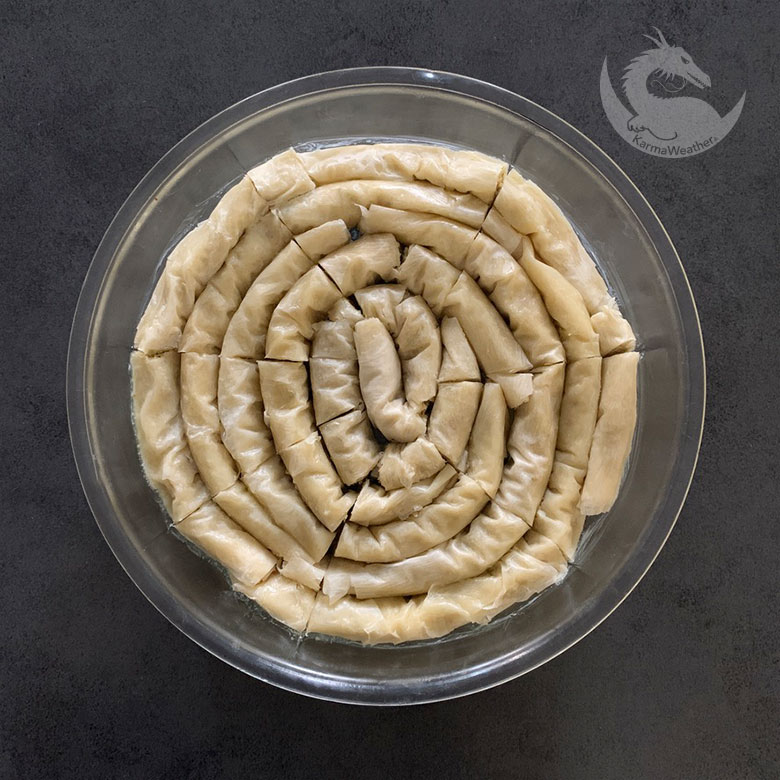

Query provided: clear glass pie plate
[67,67,705,705]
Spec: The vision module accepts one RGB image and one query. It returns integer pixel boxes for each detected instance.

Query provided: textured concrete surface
[1,1,778,777]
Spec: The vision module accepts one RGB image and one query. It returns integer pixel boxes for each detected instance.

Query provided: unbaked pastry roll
[349,465,458,526]
[264,266,343,361]
[395,245,460,317]
[517,237,600,360]
[493,169,635,355]
[377,437,446,490]
[214,480,313,562]
[438,317,480,382]
[334,474,489,562]
[257,360,315,451]
[217,357,275,474]
[493,363,565,523]
[276,179,489,233]
[179,352,239,494]
[465,382,507,497]
[442,272,532,375]
[299,143,506,202]
[319,233,400,295]
[580,351,639,515]
[319,409,381,485]
[279,432,356,531]
[135,176,266,353]
[248,148,315,205]
[131,350,210,522]
[221,239,313,359]
[353,318,425,442]
[179,211,291,353]
[294,219,351,261]
[175,501,277,587]
[242,455,334,563]
[358,204,478,267]
[236,571,318,632]
[354,284,407,334]
[428,381,483,465]
[464,233,564,366]
[395,296,441,407]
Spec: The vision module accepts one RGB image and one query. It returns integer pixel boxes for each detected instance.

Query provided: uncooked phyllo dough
[131,142,639,645]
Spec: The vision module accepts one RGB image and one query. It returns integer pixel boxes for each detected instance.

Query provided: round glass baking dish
[67,67,705,705]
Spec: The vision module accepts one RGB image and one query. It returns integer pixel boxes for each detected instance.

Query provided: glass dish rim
[66,66,706,705]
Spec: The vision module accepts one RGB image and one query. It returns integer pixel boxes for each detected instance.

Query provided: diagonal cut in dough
[394,245,460,317]
[464,232,564,367]
[221,239,313,359]
[334,473,489,563]
[242,454,334,563]
[465,382,507,497]
[427,381,483,466]
[358,204,478,267]
[278,432,356,531]
[319,409,381,485]
[180,353,239,494]
[276,179,489,233]
[257,360,315,451]
[217,357,275,475]
[442,272,532,375]
[264,266,343,361]
[175,500,277,587]
[493,169,635,355]
[377,437,446,490]
[349,465,458,527]
[318,233,400,296]
[438,317,480,382]
[395,296,441,407]
[248,148,315,205]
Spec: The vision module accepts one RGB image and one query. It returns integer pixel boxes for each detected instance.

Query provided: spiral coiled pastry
[131,144,638,644]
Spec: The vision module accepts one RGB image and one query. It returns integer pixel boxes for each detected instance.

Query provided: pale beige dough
[318,233,400,295]
[179,352,239,494]
[349,465,458,527]
[176,500,277,587]
[279,432,356,531]
[427,381,483,466]
[580,352,639,515]
[135,176,267,353]
[276,179,488,233]
[465,382,507,498]
[217,357,275,474]
[358,204,478,267]
[395,245,460,317]
[236,571,317,633]
[353,318,425,442]
[248,148,315,205]
[438,317,480,382]
[264,266,343,361]
[299,142,507,202]
[294,219,351,261]
[242,455,334,563]
[257,360,315,450]
[377,437,446,490]
[395,296,441,407]
[493,169,635,355]
[354,284,406,334]
[319,409,381,485]
[334,474,489,563]
[131,350,210,522]
[179,211,291,353]
[221,239,313,359]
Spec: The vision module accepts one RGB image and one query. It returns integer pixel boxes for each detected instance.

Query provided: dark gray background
[2,1,778,778]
